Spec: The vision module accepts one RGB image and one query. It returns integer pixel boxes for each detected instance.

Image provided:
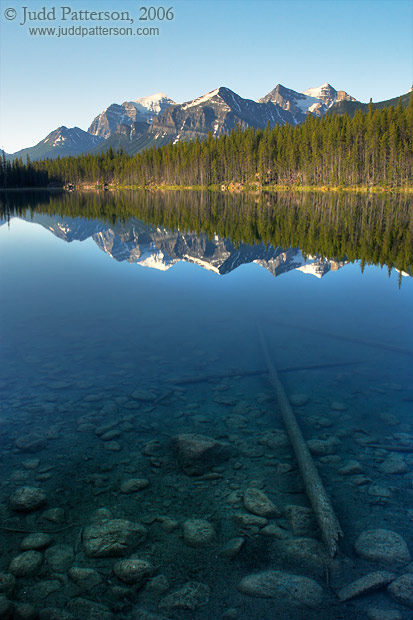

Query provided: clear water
[0,191,412,620]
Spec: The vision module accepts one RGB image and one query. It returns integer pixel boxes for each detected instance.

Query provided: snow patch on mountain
[182,88,221,110]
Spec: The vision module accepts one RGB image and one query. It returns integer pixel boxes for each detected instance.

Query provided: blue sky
[0,0,412,153]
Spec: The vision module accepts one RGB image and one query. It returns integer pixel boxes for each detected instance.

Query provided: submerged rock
[387,573,413,607]
[42,508,65,524]
[307,438,340,456]
[172,433,234,476]
[379,455,408,475]
[38,607,75,620]
[0,573,15,595]
[219,537,245,559]
[366,608,402,620]
[354,529,411,565]
[9,551,43,577]
[159,581,210,610]
[242,488,280,518]
[68,567,102,590]
[237,570,324,607]
[0,595,13,620]
[284,505,318,536]
[66,597,114,620]
[289,393,310,407]
[82,519,147,557]
[10,486,46,512]
[113,558,153,586]
[182,519,216,547]
[15,433,46,453]
[337,571,396,601]
[44,545,74,572]
[13,602,37,620]
[120,478,149,493]
[21,533,53,551]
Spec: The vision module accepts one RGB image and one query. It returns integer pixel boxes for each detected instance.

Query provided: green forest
[1,189,411,280]
[1,98,412,189]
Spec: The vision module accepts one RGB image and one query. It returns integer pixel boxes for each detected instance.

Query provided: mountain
[303,82,356,112]
[121,87,295,153]
[258,84,322,121]
[5,127,104,162]
[16,213,347,279]
[259,83,356,119]
[88,93,175,138]
[328,90,412,117]
[6,83,408,162]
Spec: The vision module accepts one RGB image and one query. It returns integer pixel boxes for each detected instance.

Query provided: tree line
[1,97,412,189]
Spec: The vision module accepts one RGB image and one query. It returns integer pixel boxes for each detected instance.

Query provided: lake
[0,190,412,620]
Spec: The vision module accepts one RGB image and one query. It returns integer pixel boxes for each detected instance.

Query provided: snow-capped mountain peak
[181,88,221,110]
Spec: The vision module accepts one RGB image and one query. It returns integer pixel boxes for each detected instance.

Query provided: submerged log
[258,327,343,557]
[168,360,361,386]
[275,321,413,358]
[364,444,413,453]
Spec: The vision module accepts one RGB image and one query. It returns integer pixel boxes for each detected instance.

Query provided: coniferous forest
[1,99,412,189]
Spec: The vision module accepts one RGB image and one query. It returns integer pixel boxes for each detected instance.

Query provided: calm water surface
[0,191,412,620]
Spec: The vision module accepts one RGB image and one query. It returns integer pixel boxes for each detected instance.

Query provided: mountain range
[6,213,347,278]
[5,83,409,162]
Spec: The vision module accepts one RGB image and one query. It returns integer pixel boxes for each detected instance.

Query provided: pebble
[66,597,114,620]
[242,488,280,518]
[21,533,53,551]
[338,460,363,475]
[9,551,43,577]
[379,455,409,475]
[354,529,411,565]
[44,544,74,572]
[330,401,348,411]
[42,507,65,524]
[172,433,234,476]
[366,609,402,620]
[307,438,339,456]
[15,433,47,453]
[237,570,324,607]
[13,603,38,620]
[131,389,158,401]
[0,573,15,594]
[260,524,286,538]
[104,441,121,451]
[159,581,210,611]
[182,519,216,547]
[289,393,309,407]
[0,595,13,620]
[68,567,102,590]
[284,505,317,536]
[83,518,147,557]
[219,537,245,559]
[233,513,268,528]
[10,486,46,512]
[113,558,153,586]
[120,478,149,493]
[337,571,396,602]
[22,459,40,470]
[145,574,170,594]
[387,573,413,607]
[38,607,75,619]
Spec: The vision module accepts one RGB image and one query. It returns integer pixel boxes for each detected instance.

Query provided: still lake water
[0,190,412,620]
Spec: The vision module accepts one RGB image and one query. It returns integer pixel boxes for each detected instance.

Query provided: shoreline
[1,184,412,194]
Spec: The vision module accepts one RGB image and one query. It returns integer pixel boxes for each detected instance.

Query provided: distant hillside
[329,91,411,117]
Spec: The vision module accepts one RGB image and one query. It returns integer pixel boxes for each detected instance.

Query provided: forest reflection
[1,190,412,279]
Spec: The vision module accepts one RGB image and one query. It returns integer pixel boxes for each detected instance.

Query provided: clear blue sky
[0,0,412,153]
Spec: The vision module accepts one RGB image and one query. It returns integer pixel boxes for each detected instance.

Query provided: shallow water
[0,191,412,620]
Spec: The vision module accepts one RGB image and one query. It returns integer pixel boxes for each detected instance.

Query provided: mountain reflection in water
[1,189,412,280]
